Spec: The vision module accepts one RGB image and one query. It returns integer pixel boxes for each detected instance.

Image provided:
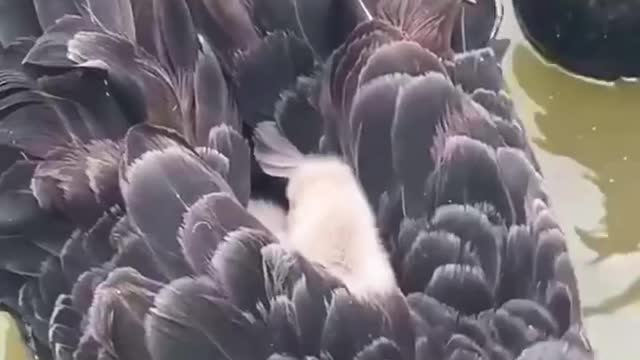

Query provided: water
[0,312,31,360]
[501,1,640,358]
[2,2,639,359]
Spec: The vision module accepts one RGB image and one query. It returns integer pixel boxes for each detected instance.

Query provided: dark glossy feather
[0,0,41,46]
[121,124,194,174]
[354,338,403,360]
[185,0,259,69]
[496,147,539,224]
[194,39,239,145]
[0,269,25,310]
[0,162,68,276]
[451,0,503,52]
[545,282,572,336]
[267,295,303,356]
[248,0,300,34]
[32,140,122,226]
[59,229,100,286]
[533,229,568,295]
[427,136,515,226]
[152,0,198,75]
[122,127,232,278]
[32,0,83,31]
[552,253,581,325]
[453,47,503,93]
[85,0,137,41]
[391,72,454,217]
[330,21,403,118]
[0,38,36,70]
[294,0,372,59]
[63,27,182,132]
[0,92,88,158]
[339,31,394,120]
[109,216,166,282]
[0,69,33,100]
[146,276,269,360]
[24,15,99,69]
[152,0,198,139]
[18,279,50,344]
[470,89,515,122]
[235,31,315,128]
[501,299,559,337]
[37,257,69,316]
[70,268,109,316]
[88,268,162,360]
[321,289,388,360]
[274,76,324,154]
[209,228,273,313]
[36,67,132,139]
[365,0,463,57]
[426,264,493,315]
[429,204,502,291]
[292,0,334,59]
[195,147,229,178]
[500,225,535,302]
[208,125,251,206]
[179,192,267,275]
[49,294,83,355]
[401,230,469,293]
[358,40,447,86]
[351,73,411,207]
[0,161,43,234]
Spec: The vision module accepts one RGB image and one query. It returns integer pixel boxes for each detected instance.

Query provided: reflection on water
[511,45,640,263]
[500,1,640,356]
[0,312,31,360]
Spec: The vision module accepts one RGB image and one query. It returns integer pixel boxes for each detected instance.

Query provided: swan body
[513,0,640,80]
[0,0,594,359]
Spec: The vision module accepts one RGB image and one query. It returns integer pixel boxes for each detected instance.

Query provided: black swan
[512,0,640,81]
[0,0,592,359]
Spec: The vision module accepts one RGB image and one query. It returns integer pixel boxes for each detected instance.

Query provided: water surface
[0,312,31,360]
[501,1,640,358]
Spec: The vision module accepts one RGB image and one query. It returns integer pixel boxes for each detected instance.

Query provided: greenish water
[0,312,31,360]
[2,2,639,359]
[501,1,640,358]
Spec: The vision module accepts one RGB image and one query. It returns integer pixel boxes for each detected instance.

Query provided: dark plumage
[513,0,640,81]
[0,1,592,360]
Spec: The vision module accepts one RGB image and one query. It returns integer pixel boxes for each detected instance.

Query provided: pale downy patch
[247,199,288,245]
[285,155,397,298]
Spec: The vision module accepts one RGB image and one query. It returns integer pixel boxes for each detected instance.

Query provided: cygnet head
[284,155,397,298]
